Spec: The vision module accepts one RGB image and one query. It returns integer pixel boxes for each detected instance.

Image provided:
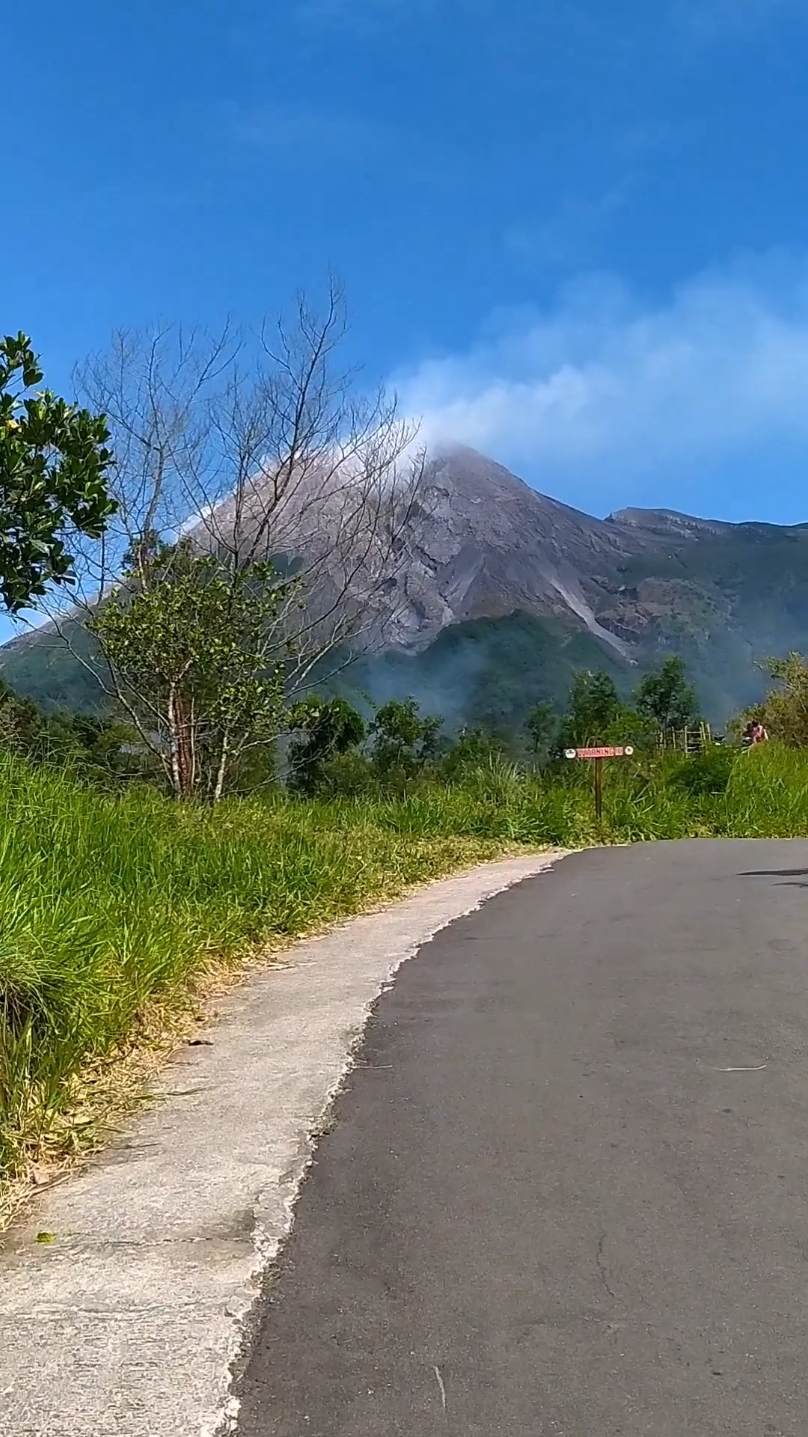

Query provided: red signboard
[565,746,634,759]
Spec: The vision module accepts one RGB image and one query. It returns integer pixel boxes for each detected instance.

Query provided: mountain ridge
[2,444,807,725]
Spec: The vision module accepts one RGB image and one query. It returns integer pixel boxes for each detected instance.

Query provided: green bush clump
[668,745,736,796]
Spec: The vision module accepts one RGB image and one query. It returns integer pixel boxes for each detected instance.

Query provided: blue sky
[7,0,808,537]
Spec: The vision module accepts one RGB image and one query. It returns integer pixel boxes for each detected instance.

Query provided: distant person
[742,720,768,748]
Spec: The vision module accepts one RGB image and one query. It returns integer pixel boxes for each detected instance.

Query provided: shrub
[668,745,736,796]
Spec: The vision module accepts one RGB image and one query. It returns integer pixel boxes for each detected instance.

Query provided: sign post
[593,753,603,822]
[564,745,635,823]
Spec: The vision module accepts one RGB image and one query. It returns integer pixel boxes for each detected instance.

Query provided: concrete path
[0,854,555,1437]
[234,840,808,1436]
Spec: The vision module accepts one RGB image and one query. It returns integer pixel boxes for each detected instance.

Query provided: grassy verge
[0,754,515,1201]
[2,740,807,1211]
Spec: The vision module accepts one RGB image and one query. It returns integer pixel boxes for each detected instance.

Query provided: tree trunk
[212,733,230,804]
[168,688,196,800]
[168,687,182,799]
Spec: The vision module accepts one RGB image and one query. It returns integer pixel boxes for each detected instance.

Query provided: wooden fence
[655,722,713,756]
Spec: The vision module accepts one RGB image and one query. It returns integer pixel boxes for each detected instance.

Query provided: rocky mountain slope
[350,446,808,720]
[377,446,636,656]
[3,444,808,724]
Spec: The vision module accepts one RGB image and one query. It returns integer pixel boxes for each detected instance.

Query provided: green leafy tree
[287,695,366,795]
[91,539,294,801]
[0,334,115,611]
[370,697,442,779]
[441,727,506,779]
[635,657,698,731]
[558,671,622,748]
[555,670,658,754]
[742,653,808,747]
[525,700,559,763]
[600,705,657,751]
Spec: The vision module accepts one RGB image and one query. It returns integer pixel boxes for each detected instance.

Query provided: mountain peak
[4,448,808,725]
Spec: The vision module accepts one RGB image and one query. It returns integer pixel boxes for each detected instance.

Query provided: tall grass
[0,756,501,1184]
[1,740,807,1191]
[722,742,808,836]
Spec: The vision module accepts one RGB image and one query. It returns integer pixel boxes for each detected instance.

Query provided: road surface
[234,840,808,1436]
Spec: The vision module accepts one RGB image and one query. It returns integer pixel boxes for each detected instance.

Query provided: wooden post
[565,746,633,821]
[593,757,603,822]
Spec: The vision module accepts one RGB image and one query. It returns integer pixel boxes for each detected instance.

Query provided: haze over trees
[635,657,698,732]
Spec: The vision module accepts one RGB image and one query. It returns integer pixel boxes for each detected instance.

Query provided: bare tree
[54,282,427,798]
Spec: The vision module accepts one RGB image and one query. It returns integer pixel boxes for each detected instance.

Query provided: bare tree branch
[48,284,428,797]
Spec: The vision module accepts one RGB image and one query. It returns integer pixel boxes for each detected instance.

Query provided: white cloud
[394,254,808,515]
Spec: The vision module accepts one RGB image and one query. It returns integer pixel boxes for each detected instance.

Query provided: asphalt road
[235,840,808,1436]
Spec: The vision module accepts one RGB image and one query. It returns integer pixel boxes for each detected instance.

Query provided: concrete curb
[0,853,563,1436]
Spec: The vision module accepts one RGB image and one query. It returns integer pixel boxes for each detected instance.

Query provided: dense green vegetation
[0,617,109,714]
[346,612,635,740]
[0,637,700,797]
[620,524,808,719]
[0,609,636,729]
[2,589,788,739]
